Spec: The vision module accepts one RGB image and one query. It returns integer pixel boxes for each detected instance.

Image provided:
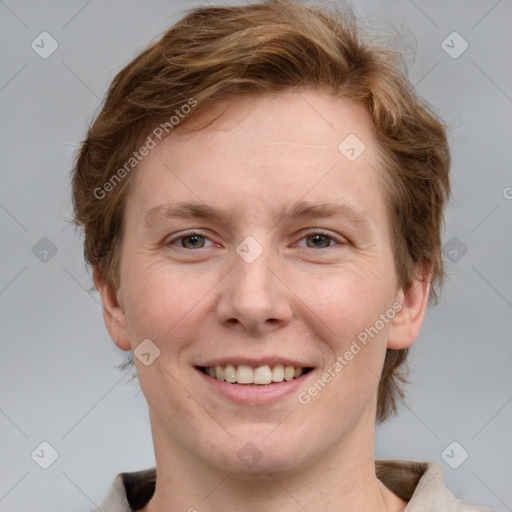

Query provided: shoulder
[376,459,492,512]
[91,467,156,512]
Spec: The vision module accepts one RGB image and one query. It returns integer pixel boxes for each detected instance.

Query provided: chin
[204,427,321,477]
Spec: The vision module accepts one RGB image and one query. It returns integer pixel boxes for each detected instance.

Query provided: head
[71,0,450,474]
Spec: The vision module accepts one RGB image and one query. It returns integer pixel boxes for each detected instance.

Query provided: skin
[95,89,431,512]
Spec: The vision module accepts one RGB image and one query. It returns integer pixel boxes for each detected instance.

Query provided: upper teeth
[205,364,304,385]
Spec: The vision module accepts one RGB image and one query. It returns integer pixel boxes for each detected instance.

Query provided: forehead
[129,90,388,225]
[165,90,378,163]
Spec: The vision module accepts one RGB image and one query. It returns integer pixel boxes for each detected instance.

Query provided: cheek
[291,260,394,412]
[298,280,391,424]
[121,258,222,348]
[294,260,393,343]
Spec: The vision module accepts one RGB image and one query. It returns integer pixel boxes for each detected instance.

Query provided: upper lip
[196,357,314,368]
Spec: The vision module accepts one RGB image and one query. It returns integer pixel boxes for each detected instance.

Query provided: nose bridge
[236,237,273,291]
[216,234,292,332]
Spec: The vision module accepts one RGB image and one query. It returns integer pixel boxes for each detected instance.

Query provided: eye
[167,232,216,250]
[295,230,344,249]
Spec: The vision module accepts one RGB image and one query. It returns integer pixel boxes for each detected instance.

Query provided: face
[98,89,427,476]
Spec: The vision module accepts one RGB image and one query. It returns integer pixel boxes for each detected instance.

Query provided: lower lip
[196,368,313,405]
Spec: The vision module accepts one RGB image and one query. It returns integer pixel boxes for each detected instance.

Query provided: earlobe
[387,262,432,350]
[92,267,132,351]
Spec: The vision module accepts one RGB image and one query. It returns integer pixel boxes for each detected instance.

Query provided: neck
[139,410,406,512]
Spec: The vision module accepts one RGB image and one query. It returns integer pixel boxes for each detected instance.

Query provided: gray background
[0,0,511,511]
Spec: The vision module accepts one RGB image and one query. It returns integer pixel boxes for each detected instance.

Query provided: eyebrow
[143,200,372,233]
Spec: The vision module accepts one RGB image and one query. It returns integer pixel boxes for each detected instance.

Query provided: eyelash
[166,229,345,250]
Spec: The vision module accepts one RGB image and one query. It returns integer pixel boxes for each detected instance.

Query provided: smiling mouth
[197,364,314,385]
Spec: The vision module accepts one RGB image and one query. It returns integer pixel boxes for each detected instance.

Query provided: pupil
[310,234,328,248]
[185,235,203,248]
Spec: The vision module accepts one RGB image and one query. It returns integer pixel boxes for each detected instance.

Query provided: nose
[215,241,293,335]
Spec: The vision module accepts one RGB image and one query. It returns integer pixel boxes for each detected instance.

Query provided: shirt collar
[93,460,490,511]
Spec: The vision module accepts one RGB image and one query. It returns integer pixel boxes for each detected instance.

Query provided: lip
[195,366,316,406]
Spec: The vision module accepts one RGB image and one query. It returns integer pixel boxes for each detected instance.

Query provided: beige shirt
[92,460,491,511]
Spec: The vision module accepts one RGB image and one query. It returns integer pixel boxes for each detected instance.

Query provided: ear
[387,261,432,350]
[92,267,131,351]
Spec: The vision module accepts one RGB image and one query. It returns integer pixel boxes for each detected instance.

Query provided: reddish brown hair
[71,0,451,422]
